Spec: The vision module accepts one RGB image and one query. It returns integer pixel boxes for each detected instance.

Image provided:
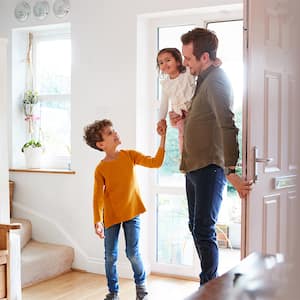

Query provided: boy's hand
[95,222,105,239]
[157,119,167,136]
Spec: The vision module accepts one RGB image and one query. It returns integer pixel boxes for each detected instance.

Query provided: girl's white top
[158,69,196,120]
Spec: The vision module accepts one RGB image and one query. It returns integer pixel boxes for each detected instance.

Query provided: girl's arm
[158,86,169,120]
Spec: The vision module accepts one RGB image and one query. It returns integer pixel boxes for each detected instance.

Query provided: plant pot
[23,147,43,169]
[23,103,39,117]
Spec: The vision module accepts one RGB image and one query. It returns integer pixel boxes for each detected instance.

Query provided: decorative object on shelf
[53,0,70,18]
[14,1,31,22]
[21,140,43,169]
[33,0,50,20]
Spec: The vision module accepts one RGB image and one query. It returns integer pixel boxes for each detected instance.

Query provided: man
[158,28,252,285]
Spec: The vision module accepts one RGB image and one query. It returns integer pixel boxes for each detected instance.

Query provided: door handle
[253,146,273,183]
[256,158,272,163]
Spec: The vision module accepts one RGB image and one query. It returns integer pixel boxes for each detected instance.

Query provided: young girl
[156,48,195,152]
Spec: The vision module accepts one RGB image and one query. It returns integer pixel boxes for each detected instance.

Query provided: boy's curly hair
[83,119,112,151]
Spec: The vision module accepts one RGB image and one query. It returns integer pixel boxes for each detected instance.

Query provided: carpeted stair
[11,217,74,287]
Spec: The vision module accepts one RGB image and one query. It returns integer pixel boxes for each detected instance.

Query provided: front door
[245,0,297,258]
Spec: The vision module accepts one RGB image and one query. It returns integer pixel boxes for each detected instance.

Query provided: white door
[245,0,297,258]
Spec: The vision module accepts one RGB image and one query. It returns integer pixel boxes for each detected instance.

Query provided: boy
[84,119,166,300]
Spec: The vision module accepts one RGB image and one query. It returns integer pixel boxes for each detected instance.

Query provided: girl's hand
[213,58,222,67]
[95,222,105,239]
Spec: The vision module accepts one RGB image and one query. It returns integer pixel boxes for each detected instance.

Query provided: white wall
[0,0,242,276]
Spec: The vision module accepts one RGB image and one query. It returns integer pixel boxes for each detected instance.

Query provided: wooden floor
[22,271,199,300]
[22,249,240,299]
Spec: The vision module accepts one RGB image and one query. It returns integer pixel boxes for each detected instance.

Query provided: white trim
[140,4,243,278]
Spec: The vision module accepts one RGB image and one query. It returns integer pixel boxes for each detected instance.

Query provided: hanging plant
[23,90,39,116]
[23,90,38,104]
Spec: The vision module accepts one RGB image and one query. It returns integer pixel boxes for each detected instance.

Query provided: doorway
[148,8,244,278]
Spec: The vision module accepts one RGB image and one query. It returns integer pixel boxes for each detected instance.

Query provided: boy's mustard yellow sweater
[93,148,165,228]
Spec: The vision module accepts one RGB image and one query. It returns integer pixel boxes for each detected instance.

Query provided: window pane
[40,97,70,157]
[207,21,243,111]
[36,39,71,95]
[158,25,195,50]
[158,118,185,186]
[207,21,243,248]
[156,194,193,266]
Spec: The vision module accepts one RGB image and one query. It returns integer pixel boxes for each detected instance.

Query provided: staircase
[11,217,74,288]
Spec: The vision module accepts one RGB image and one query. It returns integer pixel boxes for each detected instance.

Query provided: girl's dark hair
[156,48,186,73]
[83,119,112,152]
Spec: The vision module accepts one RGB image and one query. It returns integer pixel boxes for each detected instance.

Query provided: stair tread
[21,240,74,288]
[0,250,8,256]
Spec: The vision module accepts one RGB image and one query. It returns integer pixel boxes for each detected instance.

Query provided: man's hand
[157,119,167,136]
[95,222,105,239]
[226,173,253,199]
[169,111,182,127]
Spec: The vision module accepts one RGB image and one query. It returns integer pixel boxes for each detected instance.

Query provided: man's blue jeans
[104,216,146,293]
[186,164,226,285]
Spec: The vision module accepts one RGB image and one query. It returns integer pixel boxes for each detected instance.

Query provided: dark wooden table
[185,252,279,300]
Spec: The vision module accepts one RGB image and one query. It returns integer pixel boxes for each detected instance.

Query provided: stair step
[21,240,74,287]
[10,218,32,249]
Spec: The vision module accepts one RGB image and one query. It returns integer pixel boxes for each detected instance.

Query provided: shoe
[136,284,149,300]
[104,292,119,300]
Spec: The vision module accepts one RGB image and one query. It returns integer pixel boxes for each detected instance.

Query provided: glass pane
[36,39,71,95]
[158,118,185,187]
[207,21,243,249]
[156,194,193,266]
[158,25,195,50]
[40,97,71,157]
[157,25,195,187]
[207,21,243,166]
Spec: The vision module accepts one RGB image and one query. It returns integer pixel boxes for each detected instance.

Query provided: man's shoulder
[205,67,231,87]
[208,66,227,79]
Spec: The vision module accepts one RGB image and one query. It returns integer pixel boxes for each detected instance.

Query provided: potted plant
[23,90,39,117]
[21,139,43,169]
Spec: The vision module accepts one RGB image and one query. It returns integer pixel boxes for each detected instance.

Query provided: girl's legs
[123,216,146,285]
[176,118,185,153]
[104,223,121,293]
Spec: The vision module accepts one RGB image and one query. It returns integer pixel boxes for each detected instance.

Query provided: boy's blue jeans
[104,216,146,293]
[185,164,226,285]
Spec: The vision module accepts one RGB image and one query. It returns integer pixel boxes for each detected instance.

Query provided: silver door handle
[256,157,273,163]
[253,146,273,183]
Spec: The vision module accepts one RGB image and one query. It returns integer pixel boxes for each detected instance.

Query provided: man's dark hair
[181,28,218,60]
[83,119,112,152]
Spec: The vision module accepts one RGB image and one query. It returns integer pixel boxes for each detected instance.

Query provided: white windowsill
[9,168,76,175]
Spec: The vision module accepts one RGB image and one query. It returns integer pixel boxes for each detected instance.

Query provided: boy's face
[96,126,121,151]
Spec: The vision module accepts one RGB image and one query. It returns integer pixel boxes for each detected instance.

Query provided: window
[33,29,71,168]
